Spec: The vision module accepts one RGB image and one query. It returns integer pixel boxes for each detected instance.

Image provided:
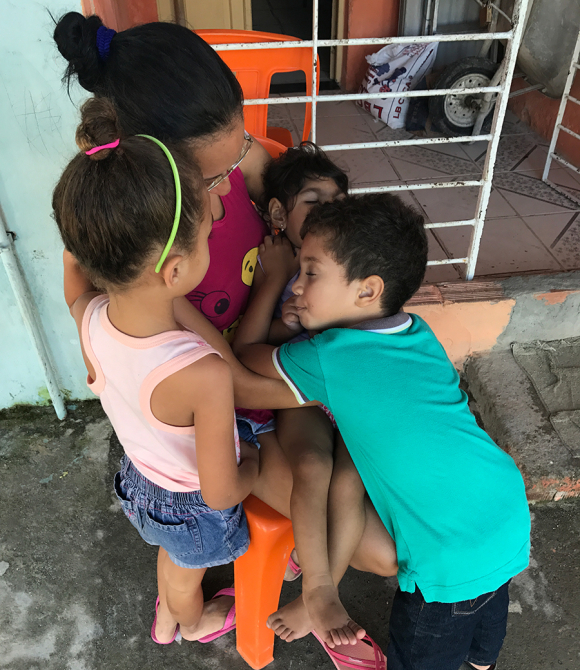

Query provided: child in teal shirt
[236,192,530,670]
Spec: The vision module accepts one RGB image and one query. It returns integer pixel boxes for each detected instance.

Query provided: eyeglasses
[205,131,254,192]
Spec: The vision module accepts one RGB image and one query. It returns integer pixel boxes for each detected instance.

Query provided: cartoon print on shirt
[241,246,259,287]
[188,290,232,320]
[222,317,241,344]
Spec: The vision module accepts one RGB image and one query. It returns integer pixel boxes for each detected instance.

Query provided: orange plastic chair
[234,495,294,669]
[233,136,291,669]
[254,134,287,160]
[196,29,320,147]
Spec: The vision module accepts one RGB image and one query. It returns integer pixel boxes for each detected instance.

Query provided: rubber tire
[429,57,498,137]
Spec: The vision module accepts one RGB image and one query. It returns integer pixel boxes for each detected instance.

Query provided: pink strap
[85,139,120,155]
[211,588,236,627]
[288,553,302,576]
[312,631,386,670]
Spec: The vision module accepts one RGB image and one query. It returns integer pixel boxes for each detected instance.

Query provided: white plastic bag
[357,42,439,129]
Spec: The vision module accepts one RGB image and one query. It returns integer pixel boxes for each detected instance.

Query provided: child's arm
[172,295,304,408]
[233,235,300,360]
[242,260,303,347]
[180,355,259,510]
[151,354,259,510]
[69,291,103,381]
[63,250,96,308]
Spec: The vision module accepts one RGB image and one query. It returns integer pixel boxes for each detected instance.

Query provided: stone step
[465,350,580,502]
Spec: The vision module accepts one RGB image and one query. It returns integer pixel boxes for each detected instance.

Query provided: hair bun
[76,97,122,160]
[54,12,105,93]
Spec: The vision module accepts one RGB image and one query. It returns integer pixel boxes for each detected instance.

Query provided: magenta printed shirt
[186,167,269,341]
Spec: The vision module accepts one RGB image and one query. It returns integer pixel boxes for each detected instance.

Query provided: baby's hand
[281,295,304,333]
[259,235,299,286]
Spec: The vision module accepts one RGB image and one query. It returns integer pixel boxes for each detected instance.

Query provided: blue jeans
[387,581,510,670]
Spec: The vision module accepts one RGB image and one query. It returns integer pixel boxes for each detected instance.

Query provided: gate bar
[214,32,513,51]
[465,0,529,279]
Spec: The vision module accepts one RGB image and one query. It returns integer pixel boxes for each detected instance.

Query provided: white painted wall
[0,1,90,410]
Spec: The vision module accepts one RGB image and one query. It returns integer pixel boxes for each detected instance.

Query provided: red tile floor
[268,96,580,283]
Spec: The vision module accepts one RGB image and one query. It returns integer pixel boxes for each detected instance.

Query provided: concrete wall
[0,1,89,410]
[411,272,580,370]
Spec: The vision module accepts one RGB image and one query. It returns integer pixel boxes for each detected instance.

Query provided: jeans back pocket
[113,471,142,533]
[143,505,203,556]
[452,590,497,616]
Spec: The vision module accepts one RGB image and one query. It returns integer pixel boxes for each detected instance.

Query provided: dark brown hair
[52,98,206,290]
[301,193,427,315]
[53,13,243,142]
[259,141,349,213]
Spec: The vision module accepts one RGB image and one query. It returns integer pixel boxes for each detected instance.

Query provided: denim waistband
[120,456,203,507]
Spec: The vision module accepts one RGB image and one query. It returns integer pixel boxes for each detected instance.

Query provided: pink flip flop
[312,630,386,670]
[198,587,237,643]
[284,550,302,582]
[151,596,180,644]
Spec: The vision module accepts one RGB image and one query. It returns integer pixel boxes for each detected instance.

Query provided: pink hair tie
[85,139,120,155]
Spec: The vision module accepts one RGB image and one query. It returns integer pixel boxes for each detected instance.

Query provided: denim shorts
[114,456,249,569]
[387,581,511,670]
[235,413,275,447]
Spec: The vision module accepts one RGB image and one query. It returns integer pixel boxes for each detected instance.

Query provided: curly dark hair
[260,141,348,213]
[301,193,428,314]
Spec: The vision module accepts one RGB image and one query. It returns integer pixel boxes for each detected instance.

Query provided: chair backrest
[254,135,287,160]
[196,29,319,143]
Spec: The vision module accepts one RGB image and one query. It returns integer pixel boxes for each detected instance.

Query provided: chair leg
[235,496,294,669]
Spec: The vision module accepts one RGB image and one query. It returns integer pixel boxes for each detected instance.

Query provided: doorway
[251,0,339,91]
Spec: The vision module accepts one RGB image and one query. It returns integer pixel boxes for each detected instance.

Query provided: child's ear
[159,254,185,288]
[355,275,384,307]
[268,198,288,233]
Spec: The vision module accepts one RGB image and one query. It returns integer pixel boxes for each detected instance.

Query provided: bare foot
[266,595,313,642]
[180,594,235,642]
[155,601,179,643]
[303,583,365,648]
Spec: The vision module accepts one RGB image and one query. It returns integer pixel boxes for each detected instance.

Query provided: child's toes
[348,619,366,641]
[330,627,351,647]
[279,626,293,641]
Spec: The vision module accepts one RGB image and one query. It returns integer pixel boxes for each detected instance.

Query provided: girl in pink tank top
[53,98,260,646]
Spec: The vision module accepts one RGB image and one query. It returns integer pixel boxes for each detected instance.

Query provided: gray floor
[1,402,579,669]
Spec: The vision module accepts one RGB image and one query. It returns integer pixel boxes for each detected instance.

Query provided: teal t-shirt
[274,313,530,603]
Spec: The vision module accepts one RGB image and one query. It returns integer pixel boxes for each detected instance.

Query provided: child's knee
[293,447,333,482]
[330,462,364,499]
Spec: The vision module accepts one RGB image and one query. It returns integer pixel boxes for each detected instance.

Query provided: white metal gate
[214,0,531,280]
[542,29,580,207]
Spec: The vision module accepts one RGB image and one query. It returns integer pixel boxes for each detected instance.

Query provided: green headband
[136,134,182,274]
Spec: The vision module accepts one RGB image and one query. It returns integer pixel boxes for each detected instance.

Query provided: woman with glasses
[54,14,295,516]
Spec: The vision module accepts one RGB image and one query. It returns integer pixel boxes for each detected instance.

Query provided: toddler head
[53,98,209,295]
[292,193,427,331]
[261,142,348,248]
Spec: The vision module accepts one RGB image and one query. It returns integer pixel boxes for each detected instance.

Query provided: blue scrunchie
[96,26,116,62]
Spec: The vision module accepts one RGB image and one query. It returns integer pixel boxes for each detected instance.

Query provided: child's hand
[259,235,300,286]
[281,296,304,333]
